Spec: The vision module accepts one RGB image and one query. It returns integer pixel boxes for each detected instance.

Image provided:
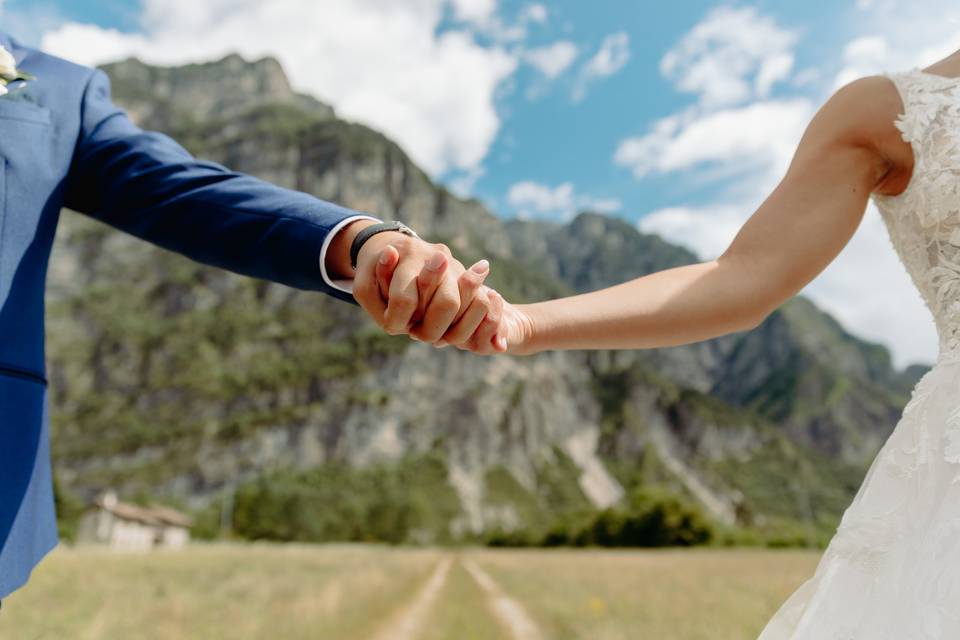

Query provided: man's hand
[325,219,499,342]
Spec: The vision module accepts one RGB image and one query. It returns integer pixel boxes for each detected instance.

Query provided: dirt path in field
[370,556,453,640]
[462,559,543,640]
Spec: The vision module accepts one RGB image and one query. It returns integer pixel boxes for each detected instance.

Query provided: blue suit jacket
[0,34,364,597]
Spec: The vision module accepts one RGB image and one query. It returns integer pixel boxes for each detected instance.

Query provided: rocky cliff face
[45,54,925,539]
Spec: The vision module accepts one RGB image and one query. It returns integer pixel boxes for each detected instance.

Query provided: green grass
[472,547,817,640]
[1,543,438,640]
[421,559,503,640]
[2,544,819,640]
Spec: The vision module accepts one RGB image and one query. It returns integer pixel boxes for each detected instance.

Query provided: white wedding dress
[758,68,960,638]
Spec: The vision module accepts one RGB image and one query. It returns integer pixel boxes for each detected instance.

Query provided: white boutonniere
[0,45,33,97]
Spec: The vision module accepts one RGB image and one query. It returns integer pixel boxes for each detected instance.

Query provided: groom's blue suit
[0,34,367,597]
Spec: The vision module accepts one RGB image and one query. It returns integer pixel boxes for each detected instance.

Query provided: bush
[53,476,85,543]
[226,453,461,544]
[575,488,715,547]
[487,486,717,548]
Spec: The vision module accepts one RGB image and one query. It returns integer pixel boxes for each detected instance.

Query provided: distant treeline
[55,455,825,549]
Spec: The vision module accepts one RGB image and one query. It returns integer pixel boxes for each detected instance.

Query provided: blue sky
[3,0,960,368]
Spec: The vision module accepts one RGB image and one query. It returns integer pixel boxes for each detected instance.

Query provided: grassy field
[0,544,819,640]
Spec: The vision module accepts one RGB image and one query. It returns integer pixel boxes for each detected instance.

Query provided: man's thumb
[376,245,400,299]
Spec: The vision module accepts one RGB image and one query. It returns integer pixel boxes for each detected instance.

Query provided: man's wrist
[350,222,419,270]
[354,229,420,267]
[324,218,380,281]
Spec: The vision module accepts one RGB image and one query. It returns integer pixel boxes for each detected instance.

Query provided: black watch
[349,221,420,270]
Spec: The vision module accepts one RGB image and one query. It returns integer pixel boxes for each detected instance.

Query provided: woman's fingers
[467,290,504,354]
[452,260,490,323]
[491,292,509,353]
[415,258,490,344]
[439,286,492,347]
[411,276,459,343]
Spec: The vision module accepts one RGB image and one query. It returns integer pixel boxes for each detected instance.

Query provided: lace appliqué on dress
[873,71,960,358]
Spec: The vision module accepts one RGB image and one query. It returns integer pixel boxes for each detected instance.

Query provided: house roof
[93,494,194,528]
[146,504,194,528]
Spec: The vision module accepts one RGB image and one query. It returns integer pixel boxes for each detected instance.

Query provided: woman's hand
[438,290,537,356]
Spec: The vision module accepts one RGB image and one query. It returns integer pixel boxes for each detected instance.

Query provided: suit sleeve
[63,68,362,304]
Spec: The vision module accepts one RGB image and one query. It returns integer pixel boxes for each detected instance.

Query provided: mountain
[45,54,929,544]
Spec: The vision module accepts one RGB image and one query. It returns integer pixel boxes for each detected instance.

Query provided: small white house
[77,491,193,551]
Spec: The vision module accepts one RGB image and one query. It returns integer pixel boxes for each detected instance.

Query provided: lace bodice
[871,69,960,363]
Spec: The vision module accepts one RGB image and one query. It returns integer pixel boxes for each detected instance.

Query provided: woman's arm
[495,76,903,355]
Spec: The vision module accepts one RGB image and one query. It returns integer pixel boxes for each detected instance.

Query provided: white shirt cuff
[319,215,383,293]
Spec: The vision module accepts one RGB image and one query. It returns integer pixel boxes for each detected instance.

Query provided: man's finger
[413,252,448,325]
[383,259,421,334]
[355,248,398,327]
[376,245,401,301]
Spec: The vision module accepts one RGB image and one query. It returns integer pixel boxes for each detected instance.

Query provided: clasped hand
[351,230,529,355]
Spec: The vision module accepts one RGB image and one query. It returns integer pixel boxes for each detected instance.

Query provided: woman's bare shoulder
[820,75,914,195]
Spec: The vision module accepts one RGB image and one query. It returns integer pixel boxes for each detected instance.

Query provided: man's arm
[63,69,495,339]
[64,69,366,301]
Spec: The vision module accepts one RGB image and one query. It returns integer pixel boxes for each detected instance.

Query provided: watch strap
[349,221,419,269]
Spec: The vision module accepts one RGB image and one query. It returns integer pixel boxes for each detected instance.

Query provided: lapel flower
[0,45,33,97]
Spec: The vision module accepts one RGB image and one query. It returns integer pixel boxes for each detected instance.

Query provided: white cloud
[792,67,821,88]
[582,196,623,214]
[459,1,540,44]
[520,3,547,24]
[524,41,578,78]
[755,52,794,97]
[572,31,630,101]
[585,31,630,77]
[507,180,620,221]
[509,181,574,217]
[39,0,518,177]
[660,6,797,108]
[833,35,892,88]
[638,204,747,261]
[614,99,813,182]
[450,0,498,25]
[833,1,960,88]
